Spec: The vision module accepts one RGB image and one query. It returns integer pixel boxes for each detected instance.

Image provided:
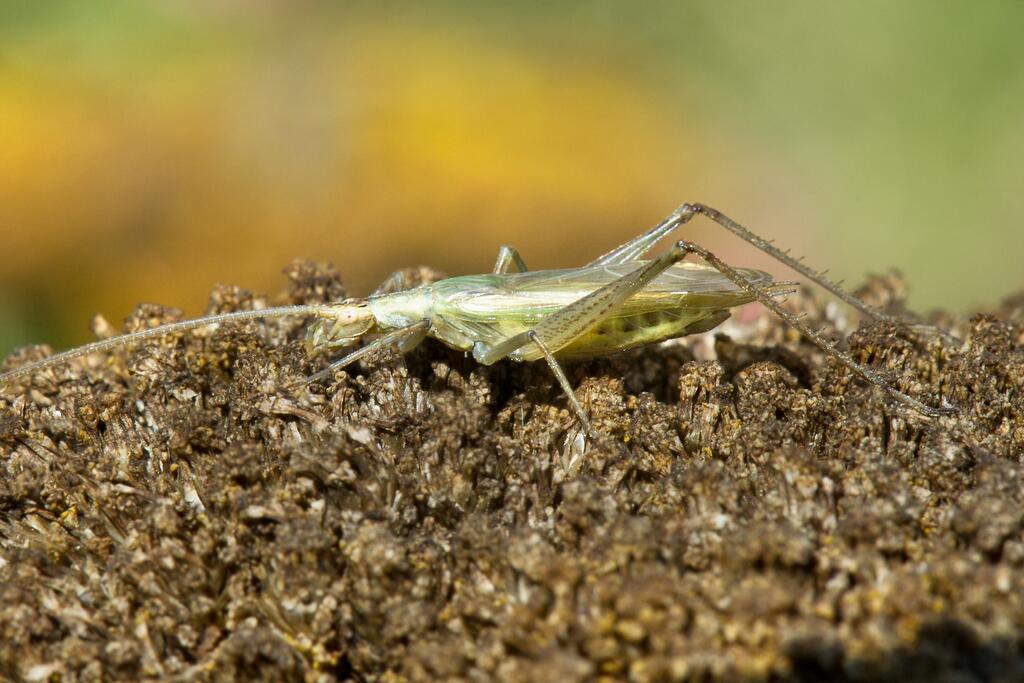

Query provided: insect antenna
[0,304,332,388]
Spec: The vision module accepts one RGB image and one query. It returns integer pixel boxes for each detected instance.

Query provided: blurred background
[2,1,1023,357]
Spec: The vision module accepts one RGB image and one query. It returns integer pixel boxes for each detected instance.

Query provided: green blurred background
[2,1,1023,358]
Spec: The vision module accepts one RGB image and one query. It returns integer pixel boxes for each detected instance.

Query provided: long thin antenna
[1,304,330,387]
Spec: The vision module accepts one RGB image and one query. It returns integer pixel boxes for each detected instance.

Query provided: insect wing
[426,262,782,356]
[500,262,779,313]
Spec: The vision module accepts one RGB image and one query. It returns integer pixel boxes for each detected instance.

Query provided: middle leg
[493,246,530,274]
[372,270,408,296]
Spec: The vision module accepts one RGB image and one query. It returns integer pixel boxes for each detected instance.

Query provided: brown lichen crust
[1,261,1022,682]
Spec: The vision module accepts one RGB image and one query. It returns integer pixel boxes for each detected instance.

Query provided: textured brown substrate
[1,261,1022,682]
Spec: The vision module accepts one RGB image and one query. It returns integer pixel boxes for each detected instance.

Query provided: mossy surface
[2,261,1022,682]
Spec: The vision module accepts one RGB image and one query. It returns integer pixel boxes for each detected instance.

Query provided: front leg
[371,270,408,296]
[305,320,430,385]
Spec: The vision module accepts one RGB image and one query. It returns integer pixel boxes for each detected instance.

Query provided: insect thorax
[366,288,434,331]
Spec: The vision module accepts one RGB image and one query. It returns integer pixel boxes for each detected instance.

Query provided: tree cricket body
[359,263,785,362]
[0,203,954,440]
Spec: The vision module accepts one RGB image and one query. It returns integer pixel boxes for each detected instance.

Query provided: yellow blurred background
[2,1,1023,357]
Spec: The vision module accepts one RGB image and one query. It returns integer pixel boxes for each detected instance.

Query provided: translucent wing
[458,261,784,317]
[424,261,790,355]
[515,259,768,288]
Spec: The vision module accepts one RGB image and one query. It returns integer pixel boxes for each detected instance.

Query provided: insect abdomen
[553,308,730,359]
